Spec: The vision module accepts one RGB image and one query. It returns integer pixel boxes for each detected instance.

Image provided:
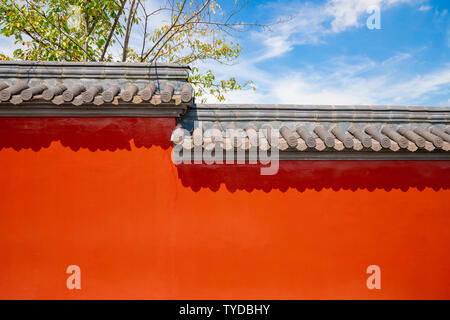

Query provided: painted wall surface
[0,117,449,300]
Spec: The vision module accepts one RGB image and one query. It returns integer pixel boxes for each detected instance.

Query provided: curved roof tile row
[0,80,194,106]
[171,122,450,153]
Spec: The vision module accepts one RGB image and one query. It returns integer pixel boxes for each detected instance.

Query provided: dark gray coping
[0,103,188,117]
[184,104,450,123]
[0,61,190,80]
[174,150,450,161]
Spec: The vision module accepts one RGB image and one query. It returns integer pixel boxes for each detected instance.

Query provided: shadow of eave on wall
[0,117,175,151]
[175,161,450,193]
[1,117,449,193]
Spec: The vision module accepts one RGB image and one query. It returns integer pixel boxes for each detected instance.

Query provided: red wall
[0,117,449,299]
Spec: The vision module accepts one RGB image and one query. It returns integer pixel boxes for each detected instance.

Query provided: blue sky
[0,0,448,106]
[202,0,449,106]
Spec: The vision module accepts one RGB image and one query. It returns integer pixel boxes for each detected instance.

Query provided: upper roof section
[0,61,193,117]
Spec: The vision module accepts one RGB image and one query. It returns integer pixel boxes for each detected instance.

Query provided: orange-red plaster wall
[0,117,449,299]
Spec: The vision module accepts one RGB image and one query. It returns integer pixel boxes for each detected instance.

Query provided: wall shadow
[176,161,450,192]
[0,117,175,151]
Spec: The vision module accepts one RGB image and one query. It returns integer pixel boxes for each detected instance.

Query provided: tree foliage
[0,0,267,101]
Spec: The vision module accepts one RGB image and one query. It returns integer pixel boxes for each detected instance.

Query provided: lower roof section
[1,101,450,159]
[173,104,450,161]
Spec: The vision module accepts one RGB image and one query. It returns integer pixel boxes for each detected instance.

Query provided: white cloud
[252,0,417,61]
[433,8,448,17]
[326,0,415,31]
[383,68,450,101]
[254,35,294,61]
[201,53,450,106]
[0,37,16,57]
[419,5,432,11]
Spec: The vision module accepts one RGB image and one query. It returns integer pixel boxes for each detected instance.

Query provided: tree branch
[122,0,138,62]
[100,0,127,61]
[141,0,189,61]
[149,0,211,63]
[11,2,81,61]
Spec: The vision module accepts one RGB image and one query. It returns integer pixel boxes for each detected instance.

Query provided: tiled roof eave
[171,113,450,159]
[0,76,195,115]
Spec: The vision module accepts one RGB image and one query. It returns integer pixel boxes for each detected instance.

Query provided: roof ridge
[0,60,190,69]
